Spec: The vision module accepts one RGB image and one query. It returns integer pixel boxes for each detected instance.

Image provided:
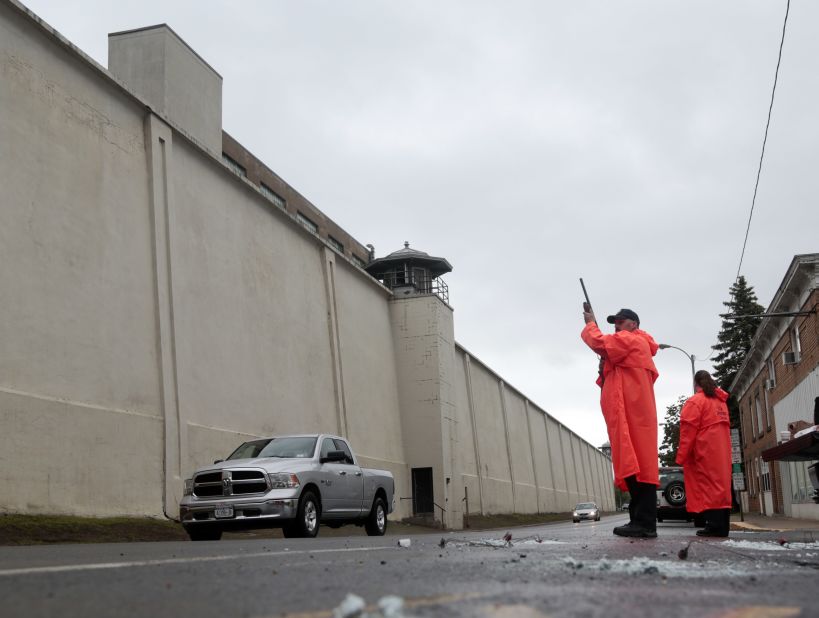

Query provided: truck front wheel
[365,496,388,536]
[283,490,321,538]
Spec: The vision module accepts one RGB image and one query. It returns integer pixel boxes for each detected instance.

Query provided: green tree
[712,276,764,427]
[659,396,687,467]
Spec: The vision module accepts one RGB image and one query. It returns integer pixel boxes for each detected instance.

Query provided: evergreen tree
[659,396,687,467]
[712,275,764,427]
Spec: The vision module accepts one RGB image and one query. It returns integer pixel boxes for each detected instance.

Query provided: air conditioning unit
[765,379,776,390]
[783,352,799,365]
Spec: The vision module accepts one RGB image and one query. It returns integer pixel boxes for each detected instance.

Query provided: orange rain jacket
[581,322,660,491]
[675,388,733,513]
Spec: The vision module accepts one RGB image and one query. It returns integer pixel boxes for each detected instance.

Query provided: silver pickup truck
[179,434,394,541]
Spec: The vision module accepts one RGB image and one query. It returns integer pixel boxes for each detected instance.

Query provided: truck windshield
[226,437,318,461]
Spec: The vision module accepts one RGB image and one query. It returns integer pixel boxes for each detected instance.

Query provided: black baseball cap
[606,308,640,325]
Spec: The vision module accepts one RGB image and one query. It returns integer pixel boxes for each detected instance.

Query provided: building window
[750,400,758,441]
[755,395,764,439]
[260,183,285,209]
[763,388,772,431]
[296,211,318,234]
[790,460,813,503]
[759,459,771,493]
[747,458,756,496]
[791,324,802,361]
[783,325,802,364]
[351,255,367,268]
[328,236,344,254]
[222,153,247,178]
[766,357,776,389]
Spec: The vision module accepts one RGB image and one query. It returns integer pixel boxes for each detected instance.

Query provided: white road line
[0,545,394,577]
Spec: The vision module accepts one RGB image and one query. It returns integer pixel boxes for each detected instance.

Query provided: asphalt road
[1,513,817,618]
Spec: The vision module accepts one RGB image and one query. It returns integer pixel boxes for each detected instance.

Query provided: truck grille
[193,469,268,497]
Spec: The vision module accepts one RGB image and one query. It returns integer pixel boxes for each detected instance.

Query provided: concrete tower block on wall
[108,25,223,154]
[366,243,459,528]
[389,294,459,529]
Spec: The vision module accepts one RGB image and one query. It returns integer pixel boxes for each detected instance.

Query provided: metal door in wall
[412,467,434,515]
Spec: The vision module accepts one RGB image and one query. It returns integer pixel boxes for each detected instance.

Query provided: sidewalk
[730,511,819,532]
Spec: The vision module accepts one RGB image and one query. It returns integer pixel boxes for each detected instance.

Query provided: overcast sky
[24,0,818,448]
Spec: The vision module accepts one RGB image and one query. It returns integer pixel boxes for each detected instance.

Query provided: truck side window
[320,438,336,460]
[333,439,355,465]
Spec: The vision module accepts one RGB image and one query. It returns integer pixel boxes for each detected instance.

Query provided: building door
[412,467,434,515]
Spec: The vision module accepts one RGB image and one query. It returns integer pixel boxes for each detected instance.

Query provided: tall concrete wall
[452,346,615,520]
[0,1,163,516]
[0,0,613,526]
[0,0,411,519]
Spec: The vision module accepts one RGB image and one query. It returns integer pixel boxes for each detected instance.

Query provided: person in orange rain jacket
[676,370,732,537]
[581,307,660,538]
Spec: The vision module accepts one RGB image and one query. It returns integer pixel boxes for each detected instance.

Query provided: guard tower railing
[378,269,449,304]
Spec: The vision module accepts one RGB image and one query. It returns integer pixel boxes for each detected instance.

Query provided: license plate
[214,505,234,519]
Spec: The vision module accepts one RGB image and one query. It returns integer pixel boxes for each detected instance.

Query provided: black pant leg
[704,509,730,535]
[718,508,731,535]
[625,475,657,530]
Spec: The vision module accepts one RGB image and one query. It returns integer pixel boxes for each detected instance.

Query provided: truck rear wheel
[365,496,387,536]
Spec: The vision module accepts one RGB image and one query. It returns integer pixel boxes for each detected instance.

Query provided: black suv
[657,466,705,526]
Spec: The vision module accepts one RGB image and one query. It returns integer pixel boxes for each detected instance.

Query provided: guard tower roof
[365,242,453,278]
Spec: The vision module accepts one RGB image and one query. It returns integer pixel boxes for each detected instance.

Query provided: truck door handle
[338,471,347,476]
[354,472,362,477]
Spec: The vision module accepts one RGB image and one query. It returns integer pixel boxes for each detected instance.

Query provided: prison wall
[0,0,612,526]
[452,346,615,519]
[0,0,411,519]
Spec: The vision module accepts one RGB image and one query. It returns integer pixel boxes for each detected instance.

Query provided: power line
[735,0,791,281]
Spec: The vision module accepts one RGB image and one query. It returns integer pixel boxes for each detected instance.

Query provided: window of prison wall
[260,183,286,210]
[170,139,339,450]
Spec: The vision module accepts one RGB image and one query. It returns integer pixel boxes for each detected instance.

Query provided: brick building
[731,254,819,519]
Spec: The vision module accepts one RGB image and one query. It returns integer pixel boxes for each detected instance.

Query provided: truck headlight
[572,511,578,517]
[268,473,300,489]
[183,479,193,496]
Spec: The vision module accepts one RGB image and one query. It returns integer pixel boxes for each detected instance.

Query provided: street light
[658,344,696,394]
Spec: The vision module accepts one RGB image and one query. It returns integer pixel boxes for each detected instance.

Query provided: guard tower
[365,242,452,304]
[367,242,460,528]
